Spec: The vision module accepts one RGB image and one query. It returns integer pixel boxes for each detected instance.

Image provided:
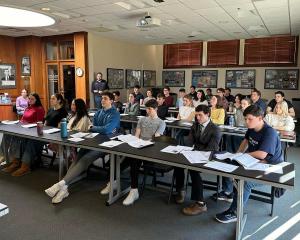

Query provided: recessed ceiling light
[114,2,131,10]
[41,7,50,11]
[0,6,55,27]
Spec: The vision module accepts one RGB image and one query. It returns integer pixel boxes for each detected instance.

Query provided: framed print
[192,70,218,88]
[107,68,124,89]
[0,64,16,89]
[21,56,31,76]
[162,70,185,87]
[126,69,142,89]
[143,70,156,87]
[265,69,298,90]
[225,69,255,89]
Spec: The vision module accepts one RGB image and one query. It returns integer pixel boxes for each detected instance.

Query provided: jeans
[94,95,102,109]
[21,139,44,165]
[229,181,262,211]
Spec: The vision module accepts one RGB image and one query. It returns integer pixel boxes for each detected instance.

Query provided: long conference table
[0,123,295,240]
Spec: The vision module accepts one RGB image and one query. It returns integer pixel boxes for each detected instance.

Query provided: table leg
[58,145,64,180]
[2,134,9,163]
[235,179,247,240]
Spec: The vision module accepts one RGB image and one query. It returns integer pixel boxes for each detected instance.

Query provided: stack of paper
[182,150,211,164]
[204,161,239,172]
[127,139,153,148]
[2,120,19,125]
[160,145,193,154]
[99,140,124,148]
[43,128,60,134]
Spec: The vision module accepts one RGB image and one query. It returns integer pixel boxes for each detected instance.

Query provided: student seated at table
[210,95,225,125]
[265,101,295,131]
[193,89,208,107]
[163,86,174,107]
[176,95,195,145]
[176,88,186,108]
[266,91,295,117]
[234,94,243,110]
[225,88,235,103]
[216,88,229,110]
[189,85,197,100]
[157,93,169,120]
[215,105,283,223]
[3,94,67,176]
[16,89,29,116]
[112,91,123,113]
[124,93,140,116]
[133,85,144,105]
[206,88,213,102]
[45,92,120,204]
[143,89,155,105]
[251,89,266,113]
[68,98,91,132]
[1,93,45,171]
[174,105,221,216]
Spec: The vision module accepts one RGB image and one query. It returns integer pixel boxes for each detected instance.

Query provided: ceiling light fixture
[114,2,131,10]
[0,6,55,27]
[41,7,50,11]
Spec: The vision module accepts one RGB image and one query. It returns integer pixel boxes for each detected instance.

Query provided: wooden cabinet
[0,104,17,120]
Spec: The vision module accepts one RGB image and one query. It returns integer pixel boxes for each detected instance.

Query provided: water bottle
[60,118,68,138]
[229,115,235,127]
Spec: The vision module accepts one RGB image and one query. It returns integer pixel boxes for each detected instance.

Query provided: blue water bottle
[60,118,68,138]
[229,115,235,127]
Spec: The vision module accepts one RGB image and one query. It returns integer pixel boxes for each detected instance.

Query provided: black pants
[129,158,142,188]
[174,168,204,201]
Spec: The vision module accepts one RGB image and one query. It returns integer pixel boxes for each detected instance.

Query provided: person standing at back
[163,87,174,107]
[91,72,109,109]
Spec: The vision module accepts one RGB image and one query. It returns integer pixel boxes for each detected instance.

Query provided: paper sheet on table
[161,145,193,154]
[204,161,239,173]
[215,152,243,160]
[218,125,237,130]
[21,123,37,128]
[182,151,211,164]
[137,116,144,118]
[165,117,178,121]
[2,120,19,125]
[99,140,124,148]
[169,107,177,110]
[88,112,95,117]
[244,163,283,174]
[127,139,153,148]
[164,120,176,123]
[117,134,139,143]
[43,128,60,134]
[70,132,90,138]
[68,137,85,142]
[181,122,193,126]
[84,133,99,138]
[120,113,129,116]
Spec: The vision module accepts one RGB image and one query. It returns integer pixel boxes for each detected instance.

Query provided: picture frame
[126,69,142,89]
[225,69,255,89]
[0,64,16,89]
[162,70,185,87]
[264,69,299,90]
[192,70,218,88]
[107,68,124,89]
[21,56,31,76]
[143,70,156,87]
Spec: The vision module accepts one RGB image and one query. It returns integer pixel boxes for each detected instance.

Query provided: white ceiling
[0,0,299,44]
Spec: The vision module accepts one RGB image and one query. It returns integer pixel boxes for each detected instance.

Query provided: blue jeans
[229,181,262,211]
[94,95,102,109]
[222,177,233,193]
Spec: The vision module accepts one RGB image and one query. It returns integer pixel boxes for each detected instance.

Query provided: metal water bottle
[60,118,68,138]
[229,115,235,127]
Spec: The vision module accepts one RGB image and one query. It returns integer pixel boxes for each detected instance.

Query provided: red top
[21,105,45,123]
[164,95,174,107]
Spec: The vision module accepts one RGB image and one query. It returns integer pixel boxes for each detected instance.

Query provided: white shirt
[179,106,195,120]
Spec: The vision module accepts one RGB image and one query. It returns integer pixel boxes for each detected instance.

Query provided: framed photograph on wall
[21,56,31,76]
[225,69,255,89]
[107,68,124,89]
[265,69,299,90]
[0,64,16,89]
[162,70,185,87]
[126,69,142,89]
[192,70,218,88]
[143,70,156,87]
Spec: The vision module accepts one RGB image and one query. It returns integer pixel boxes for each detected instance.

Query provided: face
[217,90,223,97]
[275,94,284,103]
[21,90,27,97]
[241,99,250,111]
[179,91,185,97]
[133,88,139,94]
[50,95,59,107]
[163,88,169,96]
[251,92,259,102]
[206,89,211,95]
[275,104,283,115]
[113,93,119,101]
[128,94,135,103]
[225,90,230,96]
[157,97,164,106]
[147,90,152,97]
[96,73,102,80]
[101,95,113,108]
[190,87,195,93]
[71,100,76,112]
[210,96,217,106]
[4,69,9,76]
[197,92,202,99]
[195,111,209,124]
[146,107,156,117]
[244,114,262,129]
[183,97,191,106]
[28,95,36,106]
[235,96,241,104]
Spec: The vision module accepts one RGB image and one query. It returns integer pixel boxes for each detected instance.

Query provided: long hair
[197,90,206,102]
[214,95,223,109]
[29,93,43,107]
[71,98,88,129]
[275,101,289,117]
[54,93,66,108]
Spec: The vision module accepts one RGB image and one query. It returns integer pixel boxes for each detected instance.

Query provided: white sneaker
[100,181,116,195]
[45,183,61,198]
[123,189,139,206]
[52,187,69,204]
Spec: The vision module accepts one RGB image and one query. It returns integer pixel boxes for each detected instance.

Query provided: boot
[2,159,20,173]
[11,162,31,177]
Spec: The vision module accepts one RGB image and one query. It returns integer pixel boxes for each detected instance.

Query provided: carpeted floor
[0,147,300,240]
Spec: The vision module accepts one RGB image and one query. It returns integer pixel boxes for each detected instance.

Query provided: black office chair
[140,135,176,196]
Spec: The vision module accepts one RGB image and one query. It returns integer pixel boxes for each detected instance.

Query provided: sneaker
[211,191,233,203]
[182,202,207,216]
[45,183,61,198]
[215,209,237,223]
[100,181,116,195]
[175,190,186,204]
[123,189,139,206]
[52,187,69,204]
